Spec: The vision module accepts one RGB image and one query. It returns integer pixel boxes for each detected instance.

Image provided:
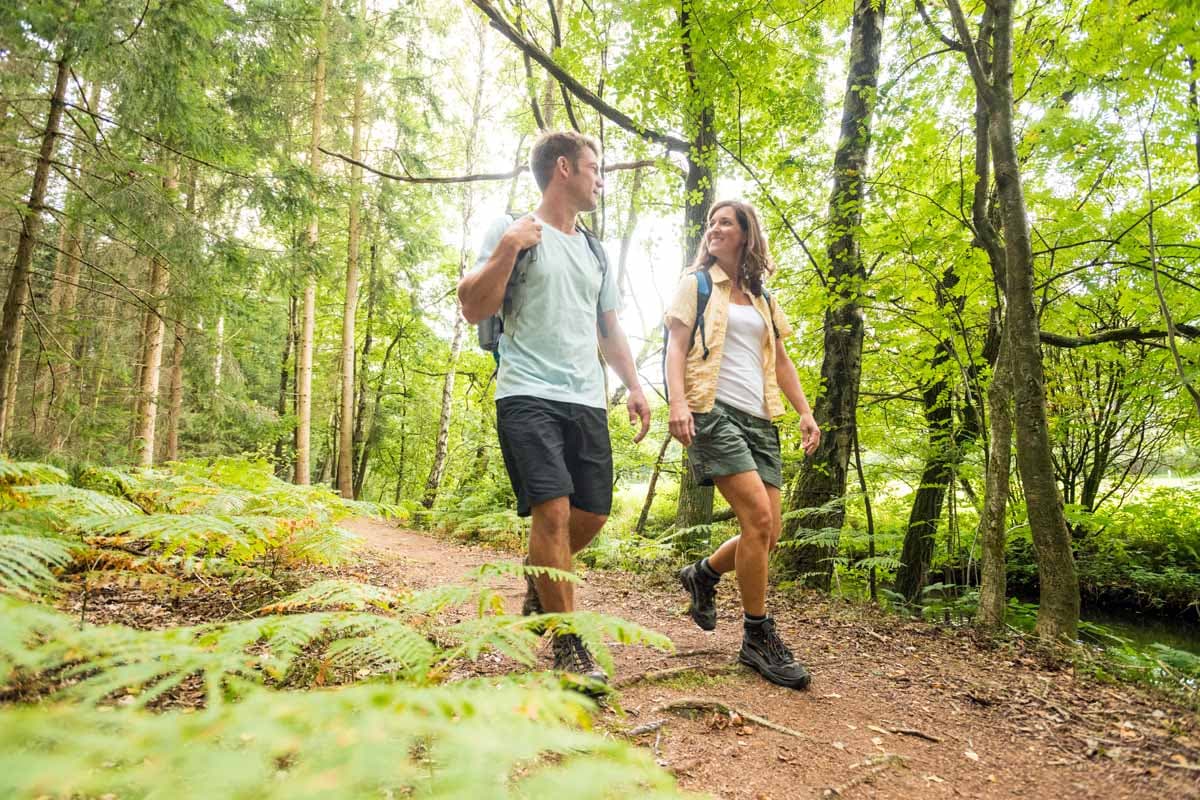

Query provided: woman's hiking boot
[739,616,810,690]
[521,558,544,616]
[552,632,607,686]
[678,561,719,631]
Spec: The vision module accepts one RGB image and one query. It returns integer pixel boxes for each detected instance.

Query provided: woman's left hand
[799,412,820,456]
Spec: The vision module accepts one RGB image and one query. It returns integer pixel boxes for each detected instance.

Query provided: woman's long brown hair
[686,200,775,296]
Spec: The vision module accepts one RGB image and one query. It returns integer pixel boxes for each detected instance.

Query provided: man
[458,132,651,684]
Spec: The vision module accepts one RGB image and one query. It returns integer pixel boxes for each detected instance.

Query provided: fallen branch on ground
[822,754,905,797]
[654,697,811,741]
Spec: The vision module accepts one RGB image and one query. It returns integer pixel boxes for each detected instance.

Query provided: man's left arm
[598,310,650,443]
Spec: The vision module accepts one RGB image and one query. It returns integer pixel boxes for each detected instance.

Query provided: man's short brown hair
[529,131,600,191]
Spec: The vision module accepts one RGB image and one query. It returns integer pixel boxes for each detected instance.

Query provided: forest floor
[76,517,1200,799]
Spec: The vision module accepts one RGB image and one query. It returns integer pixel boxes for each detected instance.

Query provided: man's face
[562,147,602,212]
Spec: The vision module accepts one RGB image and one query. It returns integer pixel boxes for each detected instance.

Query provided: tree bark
[214,315,224,389]
[295,0,331,486]
[0,57,70,446]
[636,434,673,534]
[779,0,885,588]
[164,319,185,461]
[275,293,296,471]
[423,24,488,509]
[338,4,366,499]
[946,0,1079,639]
[133,159,178,466]
[352,230,378,498]
[976,334,1011,629]
[893,338,956,602]
[674,0,717,534]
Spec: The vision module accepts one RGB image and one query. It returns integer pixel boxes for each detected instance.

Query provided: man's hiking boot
[739,616,810,690]
[521,558,544,616]
[552,632,607,687]
[679,561,718,631]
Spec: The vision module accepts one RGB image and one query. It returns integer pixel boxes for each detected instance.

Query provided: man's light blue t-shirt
[476,215,620,409]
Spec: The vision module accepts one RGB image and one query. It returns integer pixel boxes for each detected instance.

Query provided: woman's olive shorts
[687,400,783,488]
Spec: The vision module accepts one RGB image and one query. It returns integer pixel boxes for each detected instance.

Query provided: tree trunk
[338,6,365,499]
[424,27,489,509]
[1,293,26,451]
[976,334,1011,629]
[295,0,331,486]
[214,315,224,389]
[133,159,179,466]
[275,293,296,471]
[164,320,185,461]
[0,57,70,446]
[674,0,717,533]
[779,0,885,588]
[947,0,1079,638]
[893,343,955,602]
[352,230,379,498]
[636,434,673,534]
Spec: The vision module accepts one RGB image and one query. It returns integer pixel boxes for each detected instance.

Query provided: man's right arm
[457,216,542,323]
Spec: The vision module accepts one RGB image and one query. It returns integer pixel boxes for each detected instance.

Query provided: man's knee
[741,506,773,544]
[531,497,572,536]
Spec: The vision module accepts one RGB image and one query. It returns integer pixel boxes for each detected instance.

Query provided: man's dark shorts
[688,400,783,488]
[496,395,613,517]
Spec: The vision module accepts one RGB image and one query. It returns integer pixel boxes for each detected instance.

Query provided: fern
[0,680,688,799]
[259,579,402,613]
[0,460,69,487]
[14,484,143,520]
[0,533,75,594]
[775,526,843,548]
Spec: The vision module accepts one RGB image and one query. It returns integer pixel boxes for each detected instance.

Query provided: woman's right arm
[666,317,695,446]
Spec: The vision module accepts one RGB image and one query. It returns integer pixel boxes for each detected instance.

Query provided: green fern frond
[324,617,436,681]
[0,679,688,799]
[776,526,842,548]
[438,614,543,667]
[16,484,143,520]
[781,495,846,522]
[0,534,75,594]
[81,513,263,560]
[259,580,401,613]
[471,561,580,585]
[0,460,69,487]
[852,556,903,571]
[277,523,359,565]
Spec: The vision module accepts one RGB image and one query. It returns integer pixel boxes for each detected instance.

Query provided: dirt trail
[342,518,1200,800]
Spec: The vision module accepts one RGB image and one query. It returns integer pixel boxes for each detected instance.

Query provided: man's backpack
[476,215,609,358]
[661,268,777,401]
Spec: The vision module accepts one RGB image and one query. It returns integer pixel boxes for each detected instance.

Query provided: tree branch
[915,0,965,52]
[319,147,665,183]
[1039,324,1199,349]
[468,0,690,152]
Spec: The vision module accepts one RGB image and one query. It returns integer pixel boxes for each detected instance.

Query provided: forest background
[2,0,1199,653]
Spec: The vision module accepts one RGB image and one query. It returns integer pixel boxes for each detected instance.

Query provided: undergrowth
[0,457,688,798]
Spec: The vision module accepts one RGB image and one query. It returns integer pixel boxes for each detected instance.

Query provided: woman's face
[705,206,745,264]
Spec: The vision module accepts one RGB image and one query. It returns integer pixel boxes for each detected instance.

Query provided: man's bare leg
[569,508,607,555]
[528,496,573,612]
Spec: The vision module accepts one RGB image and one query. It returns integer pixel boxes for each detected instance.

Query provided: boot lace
[760,619,795,663]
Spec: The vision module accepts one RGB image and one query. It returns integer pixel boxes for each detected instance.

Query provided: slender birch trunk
[423,25,489,509]
[295,0,331,486]
[338,2,366,498]
[133,161,177,466]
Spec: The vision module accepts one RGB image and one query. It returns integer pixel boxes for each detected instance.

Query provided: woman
[665,200,821,690]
